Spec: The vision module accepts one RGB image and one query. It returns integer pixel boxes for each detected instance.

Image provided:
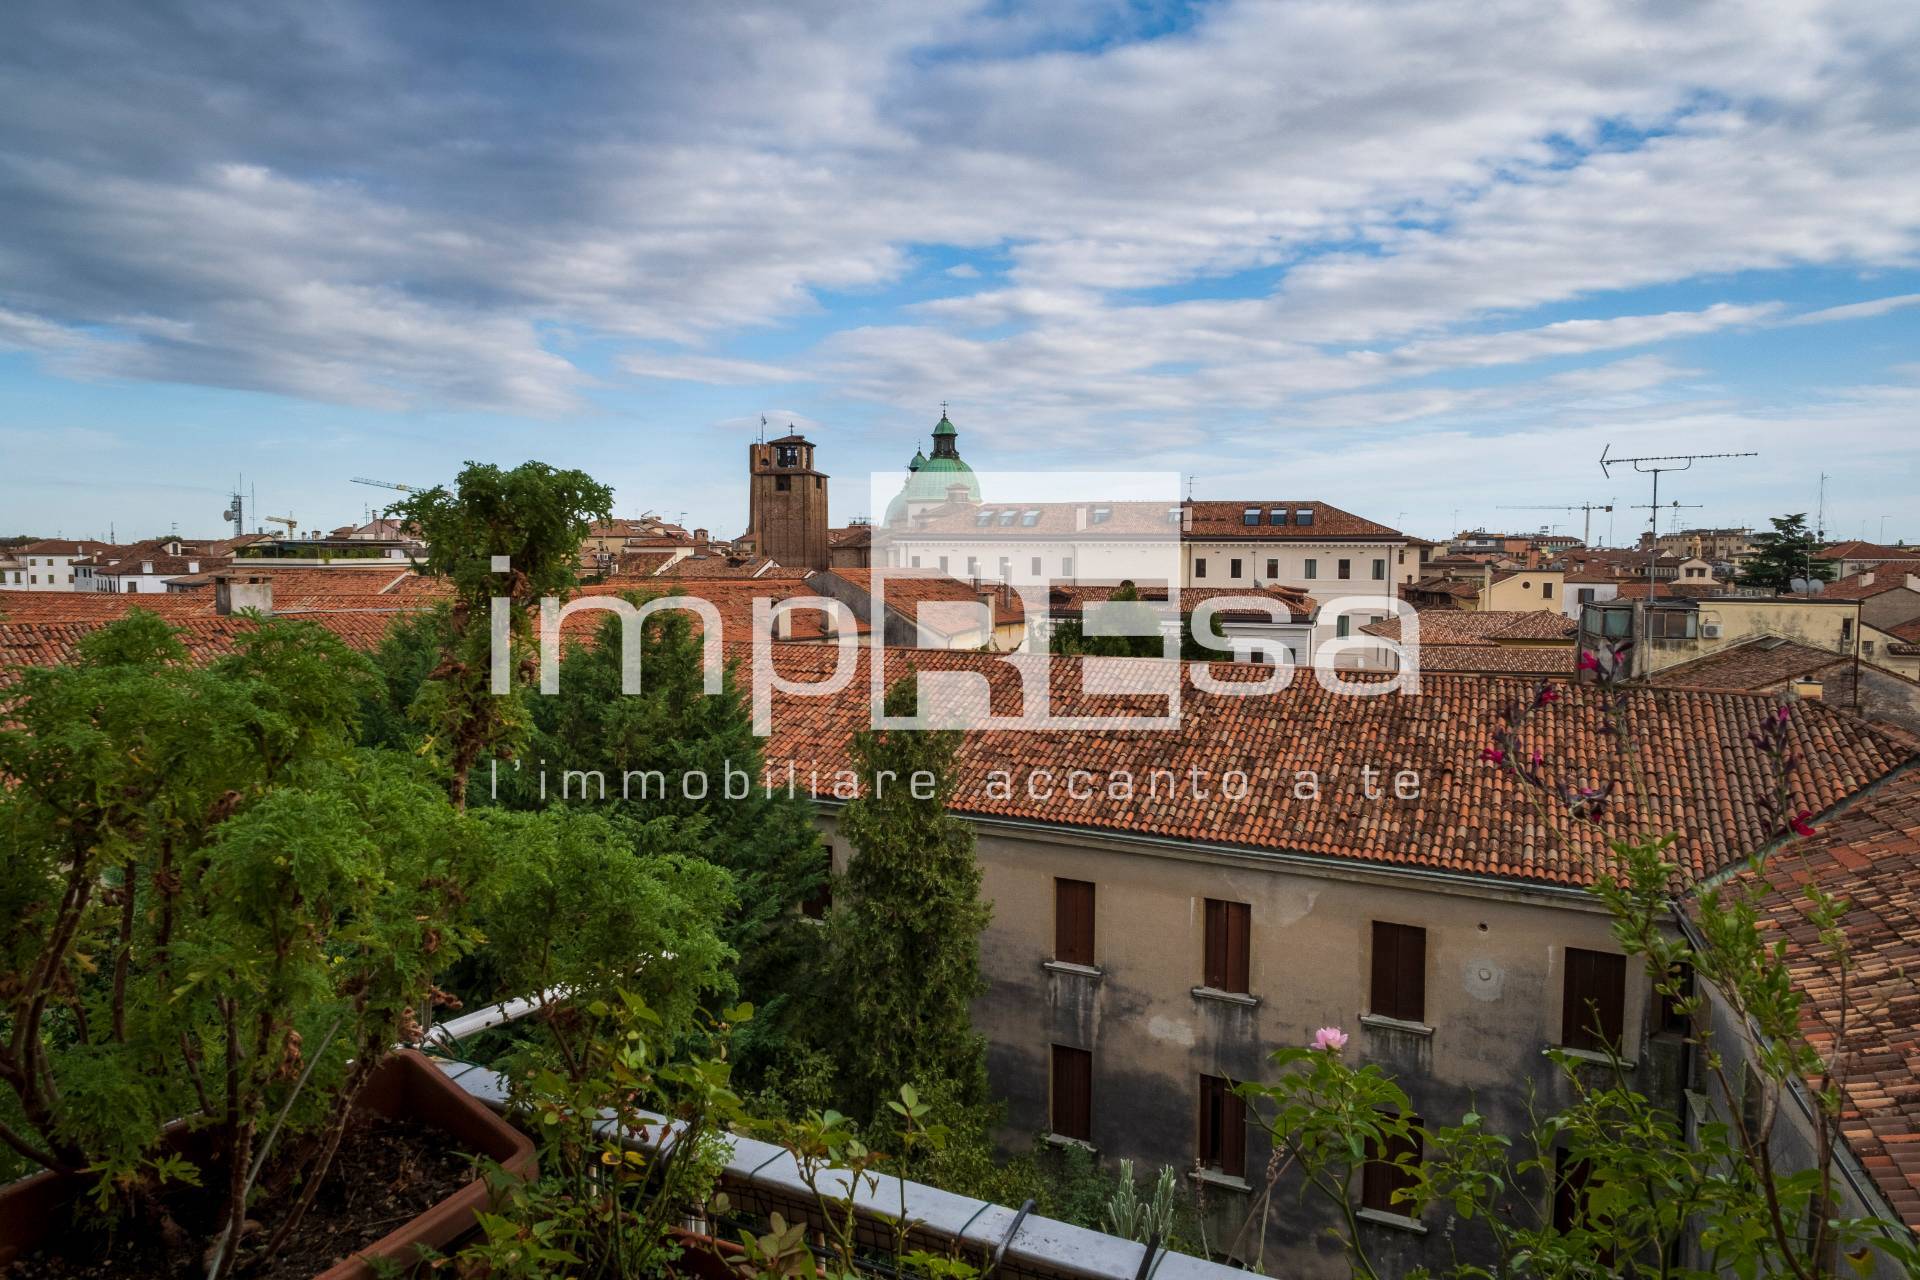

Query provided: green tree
[388,460,613,808]
[833,675,991,1124]
[520,601,832,1086]
[1048,582,1166,658]
[1736,513,1833,594]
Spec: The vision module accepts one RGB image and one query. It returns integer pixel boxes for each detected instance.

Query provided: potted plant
[0,613,529,1277]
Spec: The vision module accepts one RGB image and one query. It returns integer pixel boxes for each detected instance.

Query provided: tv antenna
[1496,502,1615,547]
[1600,445,1755,614]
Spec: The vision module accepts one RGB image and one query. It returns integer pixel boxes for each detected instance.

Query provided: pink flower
[1790,810,1817,838]
[1312,1026,1349,1053]
[1577,651,1600,672]
[1481,747,1506,764]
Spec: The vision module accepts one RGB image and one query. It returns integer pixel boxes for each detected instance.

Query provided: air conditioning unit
[1701,623,1722,638]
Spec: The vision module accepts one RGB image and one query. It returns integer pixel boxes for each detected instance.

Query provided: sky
[1,0,1917,547]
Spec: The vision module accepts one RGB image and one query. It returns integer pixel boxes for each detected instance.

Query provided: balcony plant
[0,612,519,1277]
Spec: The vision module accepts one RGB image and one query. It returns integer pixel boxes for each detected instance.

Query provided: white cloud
[1782,293,1920,326]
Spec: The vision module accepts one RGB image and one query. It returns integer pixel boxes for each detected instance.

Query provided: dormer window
[1269,508,1288,525]
[975,510,995,527]
[1090,506,1112,524]
[998,510,1019,526]
[1242,507,1261,526]
[1294,508,1315,526]
[1021,509,1042,526]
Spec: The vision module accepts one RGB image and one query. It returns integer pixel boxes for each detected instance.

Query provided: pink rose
[1312,1026,1349,1052]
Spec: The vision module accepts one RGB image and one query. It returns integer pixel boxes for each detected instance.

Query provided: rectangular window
[1361,1121,1422,1214]
[1203,899,1250,992]
[1561,948,1627,1052]
[1051,1045,1092,1141]
[1542,581,1554,598]
[1242,507,1261,526]
[910,556,921,568]
[801,847,834,920]
[1304,559,1318,580]
[775,474,791,491]
[998,557,1011,579]
[1336,615,1350,638]
[1062,556,1074,576]
[1229,558,1243,579]
[1372,559,1386,581]
[1338,558,1352,580]
[1194,558,1208,579]
[1266,558,1278,578]
[1294,508,1314,525]
[1269,508,1288,525]
[1369,922,1427,1023]
[1055,879,1095,967]
[1198,1075,1247,1178]
[1578,588,1595,604]
[938,556,949,573]
[1031,556,1043,576]
[966,557,979,577]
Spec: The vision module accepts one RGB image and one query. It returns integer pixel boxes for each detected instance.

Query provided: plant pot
[0,1048,536,1279]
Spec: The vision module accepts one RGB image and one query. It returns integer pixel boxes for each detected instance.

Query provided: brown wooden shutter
[1197,1075,1246,1178]
[1055,879,1095,967]
[1562,949,1627,1051]
[1370,922,1427,1022]
[1361,1119,1421,1212]
[1051,1045,1092,1141]
[1205,899,1250,992]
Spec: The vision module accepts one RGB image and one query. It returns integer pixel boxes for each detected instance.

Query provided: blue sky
[2,0,1916,546]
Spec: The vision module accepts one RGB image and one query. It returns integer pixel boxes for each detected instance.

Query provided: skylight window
[1021,509,1042,526]
[1090,506,1112,524]
[975,510,995,527]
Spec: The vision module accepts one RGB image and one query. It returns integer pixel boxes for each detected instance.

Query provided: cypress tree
[834,674,991,1123]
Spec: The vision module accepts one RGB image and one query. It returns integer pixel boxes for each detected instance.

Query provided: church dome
[885,410,980,524]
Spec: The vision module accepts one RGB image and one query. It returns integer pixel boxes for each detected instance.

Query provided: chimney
[1859,571,1875,587]
[946,482,970,505]
[215,573,273,616]
[1790,677,1824,701]
[694,528,709,548]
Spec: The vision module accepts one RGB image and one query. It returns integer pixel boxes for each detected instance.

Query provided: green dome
[932,412,958,438]
[909,449,927,471]
[884,410,980,524]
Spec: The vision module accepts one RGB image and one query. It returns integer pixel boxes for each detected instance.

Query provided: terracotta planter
[0,1049,535,1279]
[665,1227,750,1279]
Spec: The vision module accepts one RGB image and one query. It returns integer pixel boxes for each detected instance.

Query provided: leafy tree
[388,460,613,807]
[1048,582,1167,658]
[1737,513,1834,594]
[0,611,491,1276]
[471,598,829,1087]
[832,675,991,1124]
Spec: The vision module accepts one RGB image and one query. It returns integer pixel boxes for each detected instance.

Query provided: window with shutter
[1361,1119,1421,1213]
[1561,948,1626,1052]
[1369,922,1427,1023]
[1055,879,1095,967]
[1203,899,1251,992]
[1051,1045,1092,1141]
[1198,1075,1247,1178]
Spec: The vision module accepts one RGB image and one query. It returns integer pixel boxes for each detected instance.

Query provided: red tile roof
[749,645,1914,888]
[1406,645,1576,675]
[821,568,1027,630]
[1821,565,1920,601]
[1646,638,1851,692]
[1044,583,1314,625]
[1733,770,1920,1228]
[1363,610,1575,645]
[1817,542,1915,562]
[1183,501,1402,541]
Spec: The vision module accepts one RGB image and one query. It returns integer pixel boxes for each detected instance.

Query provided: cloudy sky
[2,0,1916,544]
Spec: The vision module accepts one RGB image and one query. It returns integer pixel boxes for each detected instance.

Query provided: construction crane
[1496,502,1615,547]
[264,515,298,534]
[351,476,420,493]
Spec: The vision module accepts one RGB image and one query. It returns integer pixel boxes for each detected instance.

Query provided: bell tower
[744,430,830,570]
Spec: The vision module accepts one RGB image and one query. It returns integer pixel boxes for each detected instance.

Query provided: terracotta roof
[565,578,861,642]
[1612,582,1725,600]
[1646,638,1851,692]
[1183,501,1402,542]
[14,540,111,556]
[1363,610,1576,645]
[651,554,783,579]
[1817,542,1914,562]
[1733,770,1920,1228]
[827,525,873,548]
[821,568,1027,631]
[1045,583,1314,625]
[0,610,399,686]
[1822,566,1920,601]
[1408,646,1576,675]
[749,645,1914,888]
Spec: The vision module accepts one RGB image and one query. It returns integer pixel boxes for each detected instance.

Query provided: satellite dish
[1790,577,1824,595]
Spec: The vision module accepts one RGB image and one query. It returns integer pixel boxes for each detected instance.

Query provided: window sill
[1188,1169,1251,1193]
[1043,961,1104,980]
[1044,1133,1096,1153]
[1360,1013,1434,1037]
[1357,1208,1427,1235]
[1191,986,1260,1008]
